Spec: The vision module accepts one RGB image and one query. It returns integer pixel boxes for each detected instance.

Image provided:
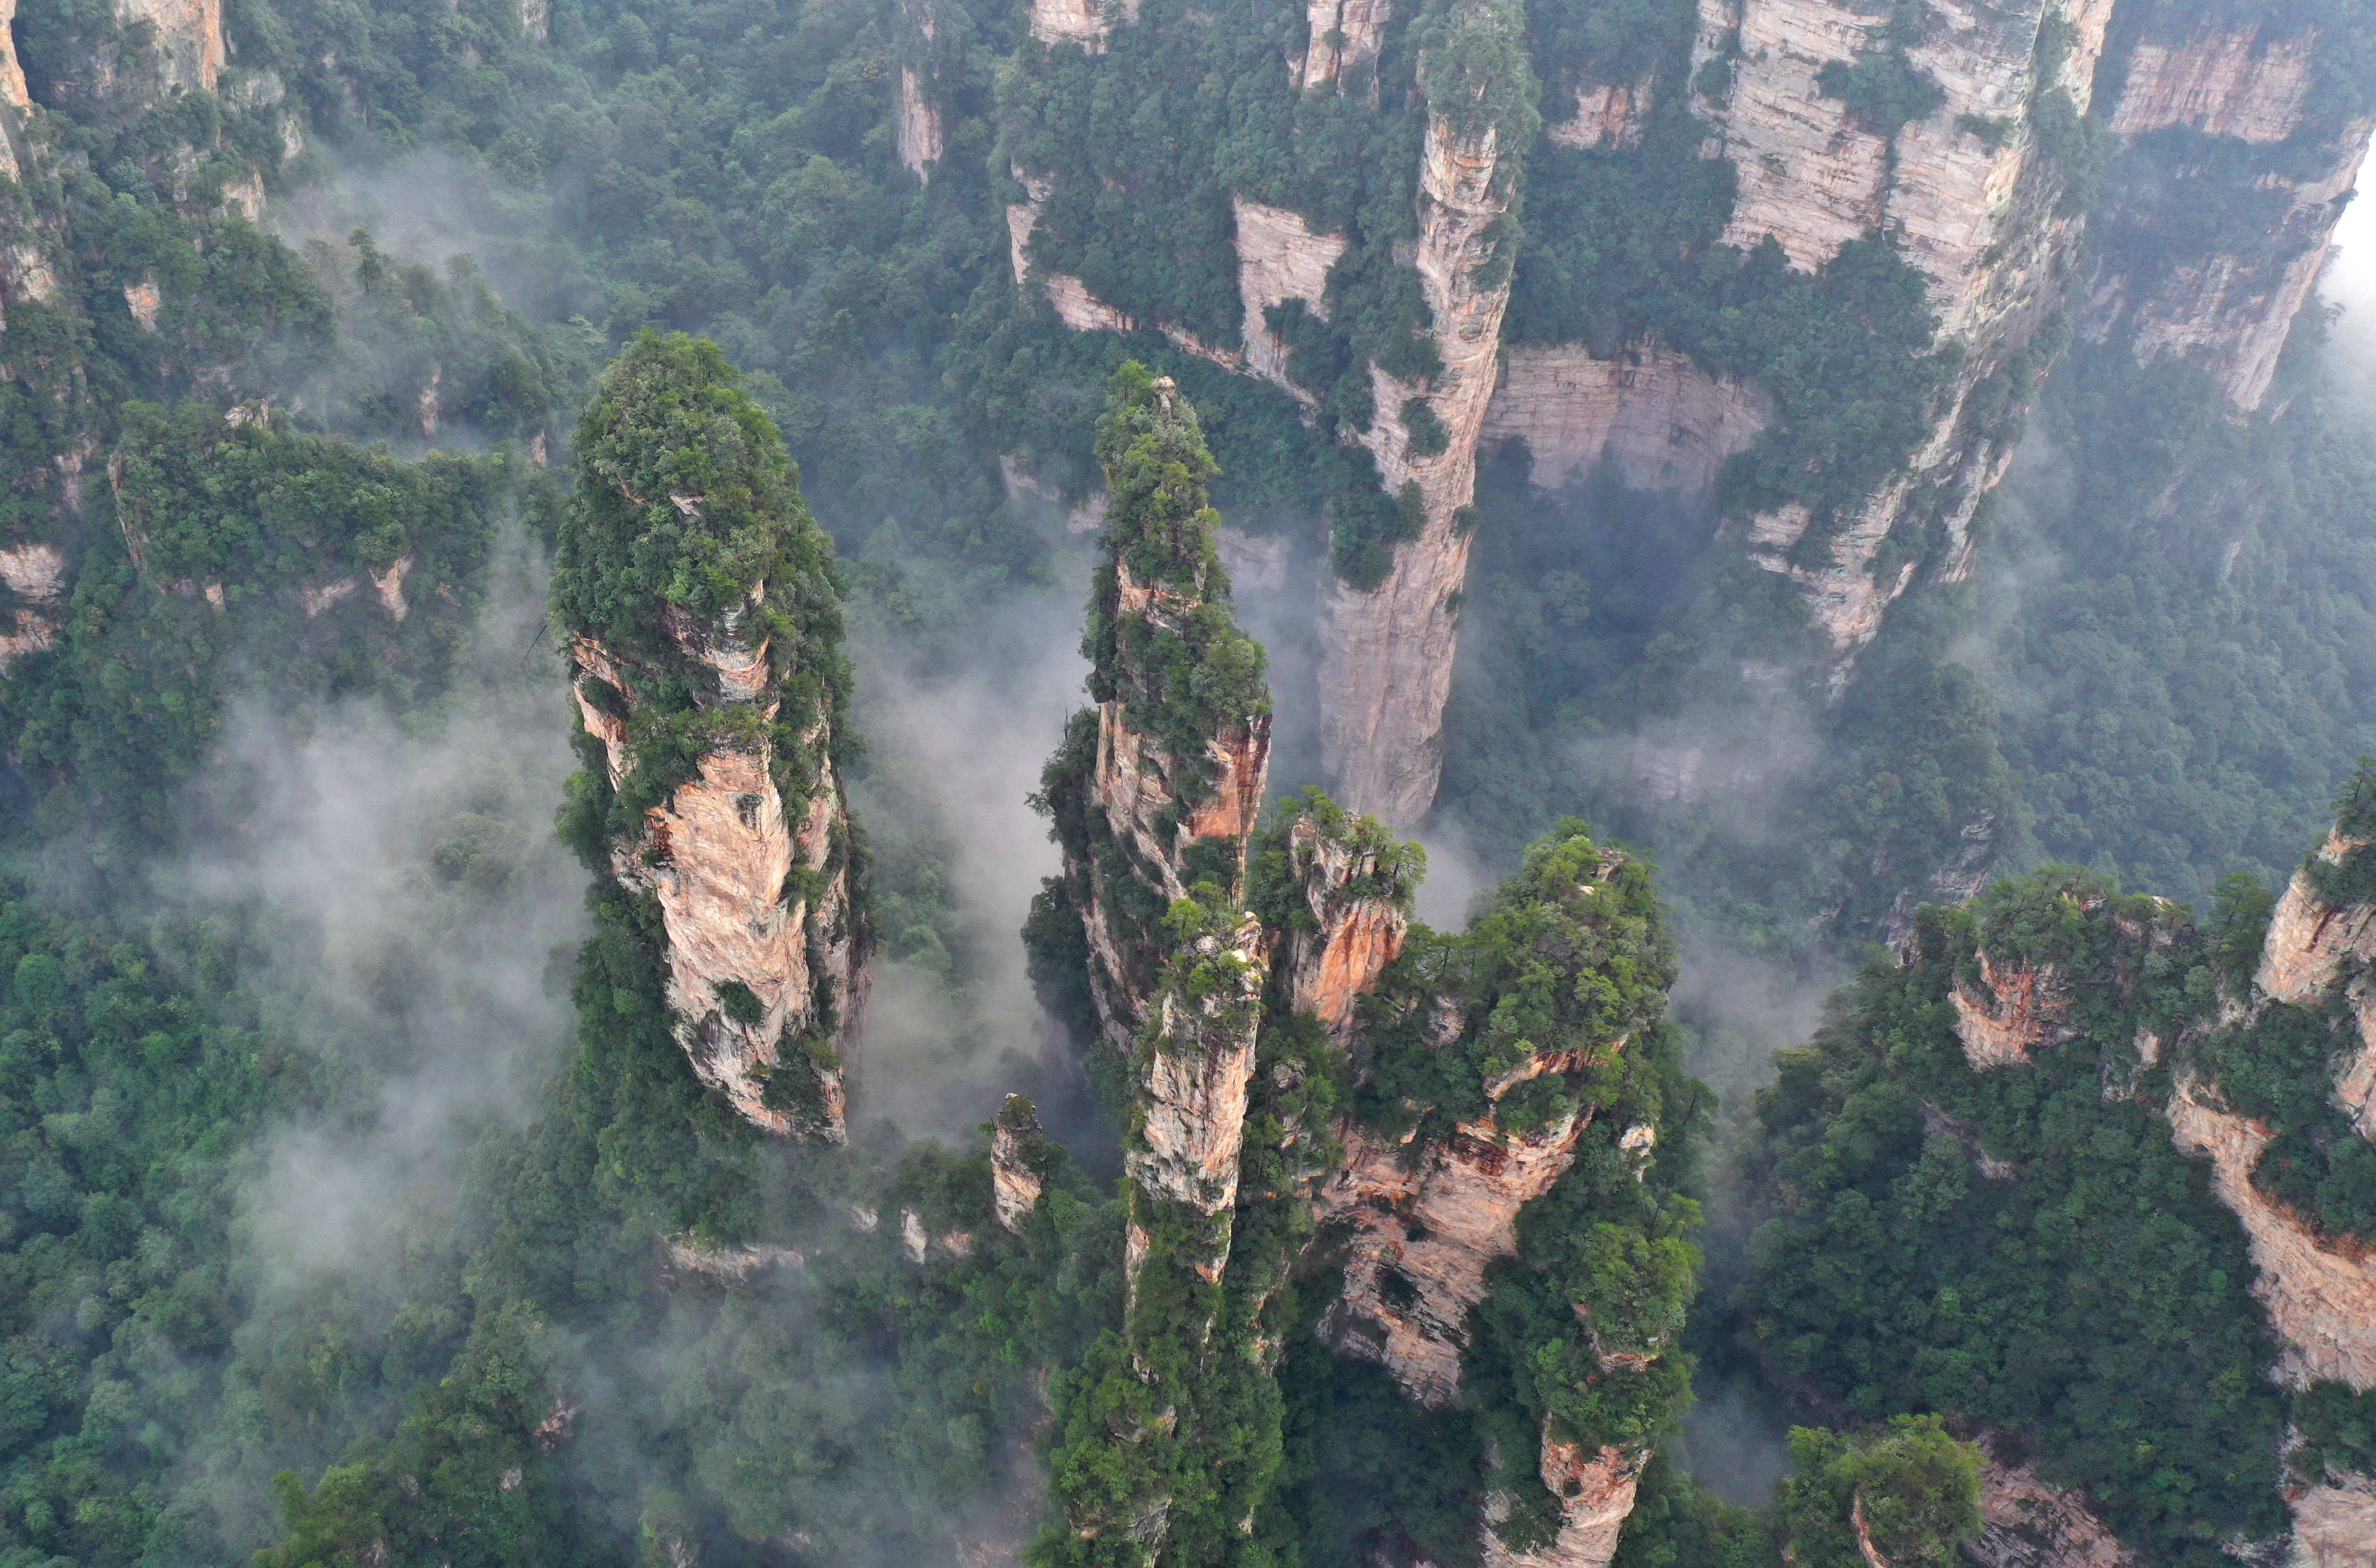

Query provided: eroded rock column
[1319,18,1529,827]
[554,334,869,1142]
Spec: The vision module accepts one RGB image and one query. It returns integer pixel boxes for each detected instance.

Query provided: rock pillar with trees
[552,332,869,1142]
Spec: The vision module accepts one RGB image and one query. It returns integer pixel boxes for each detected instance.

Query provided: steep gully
[983,0,2374,830]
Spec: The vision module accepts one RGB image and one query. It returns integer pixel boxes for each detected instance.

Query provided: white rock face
[1030,0,1135,50]
[1129,917,1267,1225]
[1295,0,1391,96]
[1481,342,1772,496]
[570,607,865,1142]
[2087,19,2374,411]
[897,68,943,175]
[1233,195,1346,398]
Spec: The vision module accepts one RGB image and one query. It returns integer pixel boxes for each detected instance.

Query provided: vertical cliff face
[1320,10,1534,826]
[1296,0,1392,96]
[554,334,868,1142]
[1232,196,1346,399]
[119,0,224,93]
[1481,343,1773,496]
[2087,7,2374,412]
[1696,0,2111,649]
[895,0,946,177]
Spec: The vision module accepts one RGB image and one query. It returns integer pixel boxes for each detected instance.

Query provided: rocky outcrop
[1267,801,1414,1041]
[1125,906,1269,1313]
[1030,0,1133,51]
[119,0,224,93]
[1319,99,1517,827]
[663,1238,804,1283]
[991,1095,1051,1232]
[573,630,864,1140]
[2257,836,2376,1006]
[1005,171,1139,334]
[1481,1437,1640,1568]
[897,69,943,175]
[1965,1454,2134,1568]
[1295,0,1390,97]
[0,0,25,113]
[1545,79,1651,150]
[2167,1083,2376,1393]
[2085,13,2375,411]
[1951,950,2073,1069]
[1317,1073,1599,1406]
[2291,1472,2376,1568]
[1481,342,1772,497]
[896,0,944,177]
[1233,196,1345,399]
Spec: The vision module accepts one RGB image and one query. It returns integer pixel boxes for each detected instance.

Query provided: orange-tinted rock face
[2166,1083,2376,1393]
[1952,951,2074,1070]
[1317,1103,1591,1407]
[569,603,864,1141]
[1274,812,1411,1039]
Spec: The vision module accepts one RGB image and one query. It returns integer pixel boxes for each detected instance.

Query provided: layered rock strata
[1295,0,1391,97]
[1481,342,1772,497]
[1701,0,2114,650]
[1965,1455,2135,1568]
[2086,10,2374,411]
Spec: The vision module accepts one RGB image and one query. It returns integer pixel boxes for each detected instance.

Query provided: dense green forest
[0,0,2374,1561]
